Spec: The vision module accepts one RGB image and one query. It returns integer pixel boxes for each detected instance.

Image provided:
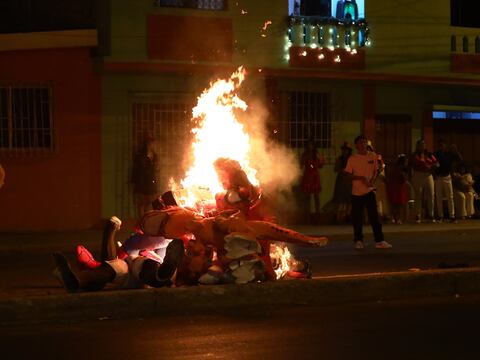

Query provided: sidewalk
[1,220,480,325]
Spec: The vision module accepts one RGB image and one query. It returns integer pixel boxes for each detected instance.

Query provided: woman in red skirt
[387,154,409,224]
[300,139,325,215]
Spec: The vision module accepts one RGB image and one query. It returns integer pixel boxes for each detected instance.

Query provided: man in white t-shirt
[344,135,392,250]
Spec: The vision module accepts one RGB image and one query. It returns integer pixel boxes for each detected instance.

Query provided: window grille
[0,84,53,154]
[282,91,332,151]
[154,0,226,10]
[131,93,195,192]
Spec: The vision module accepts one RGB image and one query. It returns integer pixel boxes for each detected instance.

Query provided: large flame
[176,67,259,210]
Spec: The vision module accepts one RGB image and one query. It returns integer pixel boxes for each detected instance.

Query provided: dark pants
[351,191,384,243]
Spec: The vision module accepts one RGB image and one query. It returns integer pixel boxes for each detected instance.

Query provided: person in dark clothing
[332,142,353,223]
[131,136,159,219]
[433,139,456,222]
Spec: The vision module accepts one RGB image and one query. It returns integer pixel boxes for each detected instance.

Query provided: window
[289,0,366,19]
[132,93,195,191]
[282,91,332,149]
[154,0,226,10]
[451,0,480,28]
[0,85,53,152]
[0,0,95,34]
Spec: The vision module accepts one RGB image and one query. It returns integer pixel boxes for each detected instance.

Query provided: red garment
[387,166,409,205]
[410,153,437,173]
[301,154,324,194]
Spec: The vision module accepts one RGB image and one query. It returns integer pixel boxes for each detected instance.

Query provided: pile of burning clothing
[52,159,328,292]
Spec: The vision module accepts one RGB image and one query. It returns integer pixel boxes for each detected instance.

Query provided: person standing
[300,138,325,216]
[410,139,437,223]
[452,163,476,220]
[344,135,392,250]
[433,139,456,222]
[367,140,389,221]
[386,154,409,224]
[332,142,353,223]
[131,135,159,219]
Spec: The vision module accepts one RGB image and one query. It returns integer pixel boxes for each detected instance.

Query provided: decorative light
[351,48,357,54]
[327,45,334,51]
[300,50,307,56]
[334,55,341,63]
[318,54,325,60]
[310,43,317,49]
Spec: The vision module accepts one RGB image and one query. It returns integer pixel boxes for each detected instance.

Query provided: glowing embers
[288,46,365,69]
[176,67,258,212]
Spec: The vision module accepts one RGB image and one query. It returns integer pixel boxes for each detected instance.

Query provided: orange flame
[270,243,293,279]
[176,66,259,211]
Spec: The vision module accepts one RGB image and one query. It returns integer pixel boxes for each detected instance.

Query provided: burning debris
[52,69,328,292]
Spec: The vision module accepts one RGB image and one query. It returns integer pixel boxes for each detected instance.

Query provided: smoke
[238,94,301,197]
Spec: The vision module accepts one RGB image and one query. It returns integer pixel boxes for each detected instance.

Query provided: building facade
[2,0,480,230]
[0,0,103,230]
[101,0,480,220]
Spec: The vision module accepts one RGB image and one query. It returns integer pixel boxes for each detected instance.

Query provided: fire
[176,66,259,211]
[270,243,293,279]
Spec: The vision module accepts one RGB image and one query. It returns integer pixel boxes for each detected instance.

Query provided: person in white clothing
[344,135,392,250]
[453,163,476,219]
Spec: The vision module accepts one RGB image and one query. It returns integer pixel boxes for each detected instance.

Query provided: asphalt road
[1,295,479,360]
[1,226,480,299]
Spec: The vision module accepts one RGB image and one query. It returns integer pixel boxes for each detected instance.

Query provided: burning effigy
[52,68,328,292]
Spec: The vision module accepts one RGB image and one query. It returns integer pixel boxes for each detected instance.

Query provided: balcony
[286,16,370,69]
[450,34,480,74]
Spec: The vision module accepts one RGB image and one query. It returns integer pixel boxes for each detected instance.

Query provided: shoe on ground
[354,241,365,250]
[76,245,101,271]
[415,218,421,224]
[375,241,393,249]
[450,218,458,223]
[52,252,80,292]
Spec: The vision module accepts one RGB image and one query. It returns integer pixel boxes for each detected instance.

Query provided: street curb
[2,267,480,326]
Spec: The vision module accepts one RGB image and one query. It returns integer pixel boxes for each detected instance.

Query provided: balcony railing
[451,34,480,54]
[450,34,480,74]
[286,16,370,69]
[287,16,370,50]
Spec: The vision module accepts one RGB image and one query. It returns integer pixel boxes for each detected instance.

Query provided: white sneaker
[354,241,365,250]
[375,241,393,249]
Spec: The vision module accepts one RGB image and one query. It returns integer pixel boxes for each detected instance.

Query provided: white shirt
[345,152,378,196]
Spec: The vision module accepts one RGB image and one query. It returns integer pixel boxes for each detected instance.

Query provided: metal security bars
[131,93,195,193]
[0,84,53,154]
[283,91,332,149]
[154,0,226,10]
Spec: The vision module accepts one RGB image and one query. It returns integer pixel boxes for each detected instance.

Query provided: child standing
[387,155,409,224]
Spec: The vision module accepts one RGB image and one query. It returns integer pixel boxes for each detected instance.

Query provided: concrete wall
[0,48,101,231]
